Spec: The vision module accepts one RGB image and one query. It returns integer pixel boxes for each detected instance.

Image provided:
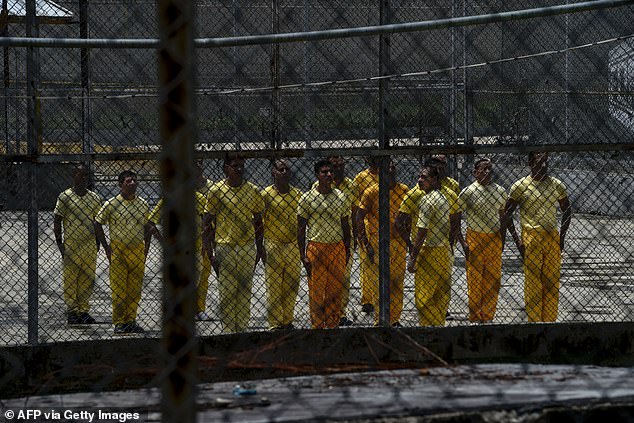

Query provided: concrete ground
[1,364,633,422]
[0,211,632,345]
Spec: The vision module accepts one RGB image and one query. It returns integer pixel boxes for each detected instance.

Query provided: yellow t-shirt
[205,180,265,246]
[95,194,149,245]
[353,168,379,202]
[440,186,460,216]
[416,190,450,247]
[441,176,460,196]
[148,193,207,249]
[359,182,408,240]
[297,187,348,243]
[398,185,425,240]
[262,185,303,243]
[197,178,214,198]
[54,188,102,246]
[509,175,568,231]
[458,181,507,233]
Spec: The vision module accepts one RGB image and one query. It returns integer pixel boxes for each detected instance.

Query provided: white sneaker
[195,312,210,321]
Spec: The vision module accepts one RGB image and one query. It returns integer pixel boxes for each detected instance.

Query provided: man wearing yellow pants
[54,163,102,325]
[205,155,265,333]
[458,158,508,323]
[353,158,379,314]
[407,165,452,327]
[504,152,571,323]
[95,170,151,334]
[357,161,408,326]
[298,160,351,329]
[147,191,208,319]
[262,159,303,330]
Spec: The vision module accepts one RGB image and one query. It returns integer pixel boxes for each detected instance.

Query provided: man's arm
[253,212,266,265]
[94,222,111,262]
[143,223,152,260]
[407,227,427,273]
[356,207,373,264]
[350,205,359,250]
[451,212,468,259]
[559,197,572,251]
[53,214,64,257]
[203,213,218,276]
[498,209,507,250]
[297,216,310,278]
[395,212,413,253]
[341,216,351,264]
[503,199,523,260]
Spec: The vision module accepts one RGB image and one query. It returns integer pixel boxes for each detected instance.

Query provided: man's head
[118,170,138,197]
[365,156,379,172]
[72,163,89,190]
[327,155,346,180]
[418,164,440,193]
[473,158,493,185]
[271,159,291,185]
[223,154,246,183]
[314,159,333,186]
[528,151,548,178]
[430,154,448,177]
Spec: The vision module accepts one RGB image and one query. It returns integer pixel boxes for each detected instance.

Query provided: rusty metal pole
[378,0,391,327]
[26,0,40,346]
[158,0,197,422]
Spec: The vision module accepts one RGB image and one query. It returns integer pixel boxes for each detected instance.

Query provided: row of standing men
[53,152,570,334]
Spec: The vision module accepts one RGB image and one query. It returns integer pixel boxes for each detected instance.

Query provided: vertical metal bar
[158,0,197,421]
[564,2,569,144]
[26,0,39,345]
[463,0,471,150]
[378,0,391,327]
[302,0,311,148]
[450,0,456,144]
[80,0,92,155]
[1,0,8,154]
[271,0,280,149]
[232,0,240,150]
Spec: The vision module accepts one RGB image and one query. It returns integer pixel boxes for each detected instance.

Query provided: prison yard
[0,207,631,345]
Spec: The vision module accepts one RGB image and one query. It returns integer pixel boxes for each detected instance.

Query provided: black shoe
[339,316,353,327]
[67,312,80,325]
[446,311,455,321]
[78,312,97,324]
[114,323,127,334]
[125,322,145,333]
[361,303,374,314]
[392,321,403,328]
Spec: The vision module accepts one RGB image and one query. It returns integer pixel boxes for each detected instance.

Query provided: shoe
[339,316,353,327]
[195,312,210,321]
[125,322,145,333]
[67,312,80,325]
[446,311,455,321]
[361,303,374,314]
[78,312,97,324]
[114,323,127,334]
[392,321,403,328]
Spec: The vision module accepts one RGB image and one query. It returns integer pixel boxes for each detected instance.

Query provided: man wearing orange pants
[356,161,408,326]
[262,159,303,330]
[95,170,151,334]
[407,164,452,327]
[458,158,508,323]
[298,159,351,329]
[504,152,571,323]
[353,157,379,314]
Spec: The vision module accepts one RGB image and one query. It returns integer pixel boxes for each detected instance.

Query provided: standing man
[328,156,358,326]
[194,160,215,321]
[353,157,379,314]
[504,152,571,323]
[407,165,452,326]
[356,161,408,326]
[458,158,508,323]
[53,163,102,325]
[298,160,351,329]
[204,155,265,333]
[431,154,459,195]
[95,170,151,334]
[147,190,209,320]
[261,159,303,330]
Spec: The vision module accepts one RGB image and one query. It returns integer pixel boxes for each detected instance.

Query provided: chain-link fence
[1,0,633,420]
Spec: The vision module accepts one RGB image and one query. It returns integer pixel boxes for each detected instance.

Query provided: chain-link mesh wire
[0,0,633,420]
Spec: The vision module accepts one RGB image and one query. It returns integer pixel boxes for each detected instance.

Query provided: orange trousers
[466,230,503,322]
[522,228,561,322]
[306,241,346,329]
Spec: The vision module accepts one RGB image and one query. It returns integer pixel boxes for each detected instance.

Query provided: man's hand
[463,244,470,262]
[302,257,312,279]
[365,244,375,264]
[57,243,65,258]
[407,255,416,274]
[256,245,267,267]
[559,235,566,253]
[104,244,112,263]
[210,254,219,277]
[517,242,525,261]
